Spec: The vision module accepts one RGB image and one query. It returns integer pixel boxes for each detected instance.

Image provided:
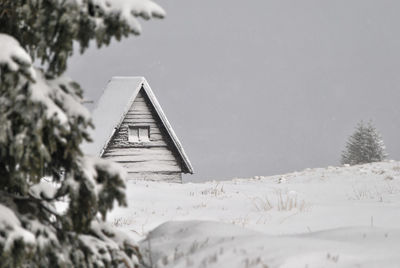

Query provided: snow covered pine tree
[0,1,165,267]
[341,121,388,166]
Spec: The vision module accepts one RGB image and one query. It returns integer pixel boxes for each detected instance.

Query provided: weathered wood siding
[102,89,183,183]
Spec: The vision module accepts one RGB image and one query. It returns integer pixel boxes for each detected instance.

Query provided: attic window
[128,126,150,142]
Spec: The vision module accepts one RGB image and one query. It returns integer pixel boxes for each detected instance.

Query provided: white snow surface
[0,204,36,252]
[29,179,57,199]
[108,161,400,267]
[88,220,139,266]
[82,77,144,156]
[0,33,90,126]
[0,33,35,79]
[141,221,400,268]
[79,155,127,195]
[62,0,165,34]
[91,0,165,34]
[47,75,91,121]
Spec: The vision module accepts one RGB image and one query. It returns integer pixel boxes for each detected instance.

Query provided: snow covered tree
[341,121,388,166]
[0,1,165,267]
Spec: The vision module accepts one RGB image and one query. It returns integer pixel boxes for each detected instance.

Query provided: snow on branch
[28,219,59,250]
[90,220,138,253]
[30,70,91,126]
[0,33,35,80]
[79,234,115,265]
[29,180,57,200]
[29,71,68,125]
[78,156,127,195]
[0,35,90,127]
[66,156,127,220]
[48,75,91,121]
[90,0,166,34]
[80,220,139,267]
[0,204,36,252]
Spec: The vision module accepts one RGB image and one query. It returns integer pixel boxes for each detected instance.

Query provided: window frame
[128,124,151,143]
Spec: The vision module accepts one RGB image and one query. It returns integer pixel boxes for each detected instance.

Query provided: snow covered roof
[82,77,193,174]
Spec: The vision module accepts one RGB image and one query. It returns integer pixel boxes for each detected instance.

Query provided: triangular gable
[82,77,193,174]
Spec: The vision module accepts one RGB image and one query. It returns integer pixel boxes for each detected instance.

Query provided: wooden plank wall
[126,172,182,183]
[103,90,183,182]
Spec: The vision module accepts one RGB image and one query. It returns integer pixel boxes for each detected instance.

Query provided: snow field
[140,221,400,268]
[108,161,400,267]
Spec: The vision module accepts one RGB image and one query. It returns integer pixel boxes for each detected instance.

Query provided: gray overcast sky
[68,0,400,182]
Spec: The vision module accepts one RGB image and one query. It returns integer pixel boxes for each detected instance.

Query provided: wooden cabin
[82,77,193,183]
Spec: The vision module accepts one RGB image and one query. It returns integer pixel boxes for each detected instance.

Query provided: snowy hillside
[140,222,400,268]
[109,161,400,267]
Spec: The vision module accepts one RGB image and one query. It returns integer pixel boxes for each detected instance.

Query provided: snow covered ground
[108,161,400,267]
[140,222,400,268]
